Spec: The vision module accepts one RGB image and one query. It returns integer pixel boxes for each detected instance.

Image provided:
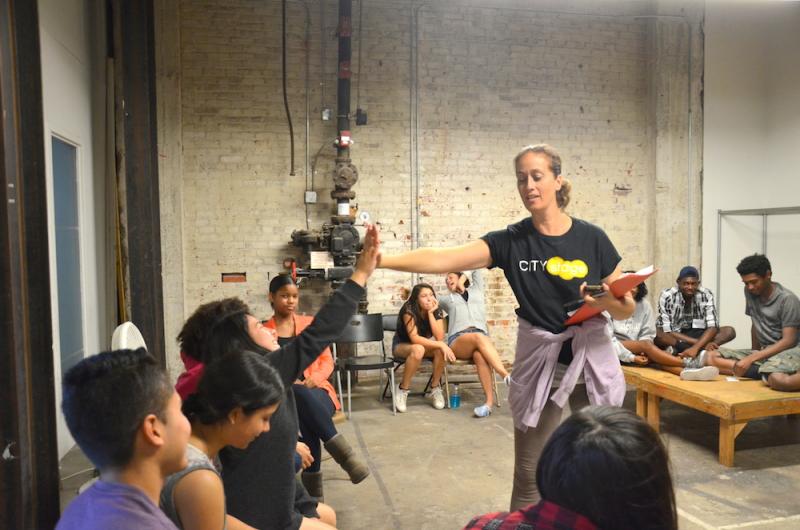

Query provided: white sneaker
[503,374,512,386]
[683,350,707,370]
[394,385,409,413]
[680,366,719,381]
[429,386,445,410]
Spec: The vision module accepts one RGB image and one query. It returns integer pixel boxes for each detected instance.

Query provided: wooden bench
[621,365,800,467]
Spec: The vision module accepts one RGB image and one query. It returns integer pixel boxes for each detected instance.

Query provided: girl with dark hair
[609,273,718,381]
[264,274,369,501]
[161,351,284,530]
[440,271,510,418]
[379,144,634,508]
[464,405,678,530]
[391,283,456,412]
[174,224,381,530]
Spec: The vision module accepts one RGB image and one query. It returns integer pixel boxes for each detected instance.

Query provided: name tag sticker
[726,376,739,382]
[692,318,705,329]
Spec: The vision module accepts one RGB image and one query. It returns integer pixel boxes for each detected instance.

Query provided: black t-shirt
[394,305,444,344]
[481,217,621,334]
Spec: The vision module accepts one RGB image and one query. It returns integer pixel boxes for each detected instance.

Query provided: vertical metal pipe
[336,0,352,160]
[716,209,722,318]
[762,214,768,255]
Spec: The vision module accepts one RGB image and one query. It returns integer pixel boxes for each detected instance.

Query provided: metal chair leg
[347,370,352,419]
[444,365,451,409]
[389,367,396,416]
[492,369,501,408]
[336,368,344,410]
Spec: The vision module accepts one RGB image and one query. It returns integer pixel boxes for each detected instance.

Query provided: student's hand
[351,223,381,287]
[429,298,440,313]
[633,355,649,365]
[296,442,314,470]
[706,342,720,351]
[440,343,456,363]
[682,345,700,359]
[733,358,754,378]
[304,378,318,389]
[457,274,468,293]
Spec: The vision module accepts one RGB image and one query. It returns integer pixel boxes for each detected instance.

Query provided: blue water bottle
[450,384,461,409]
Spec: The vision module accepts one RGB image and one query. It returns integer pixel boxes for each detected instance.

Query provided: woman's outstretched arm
[379,240,492,274]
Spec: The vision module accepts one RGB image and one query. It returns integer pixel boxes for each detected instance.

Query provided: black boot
[301,470,324,502]
[324,433,370,484]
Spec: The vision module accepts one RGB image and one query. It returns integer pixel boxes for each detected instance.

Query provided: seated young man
[655,265,736,366]
[57,348,190,530]
[707,254,800,380]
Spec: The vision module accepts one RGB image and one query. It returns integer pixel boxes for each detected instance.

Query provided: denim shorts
[447,327,488,347]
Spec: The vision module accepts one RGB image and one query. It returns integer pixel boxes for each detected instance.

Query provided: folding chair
[333,313,397,417]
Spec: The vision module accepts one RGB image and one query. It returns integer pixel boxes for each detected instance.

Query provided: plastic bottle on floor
[450,384,461,409]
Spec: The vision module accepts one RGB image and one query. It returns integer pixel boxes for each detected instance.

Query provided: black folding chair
[333,313,396,417]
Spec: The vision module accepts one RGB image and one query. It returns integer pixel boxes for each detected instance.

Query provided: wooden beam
[0,0,60,527]
[112,0,166,365]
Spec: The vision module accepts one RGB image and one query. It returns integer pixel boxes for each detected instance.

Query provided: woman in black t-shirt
[379,144,634,510]
[391,283,456,413]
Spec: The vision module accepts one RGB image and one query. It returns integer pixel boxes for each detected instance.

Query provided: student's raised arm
[379,240,492,274]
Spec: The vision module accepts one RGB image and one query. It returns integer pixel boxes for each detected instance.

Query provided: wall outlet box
[321,108,332,121]
[305,190,318,204]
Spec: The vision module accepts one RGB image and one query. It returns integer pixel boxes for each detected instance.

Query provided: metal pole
[716,209,722,319]
[762,214,768,255]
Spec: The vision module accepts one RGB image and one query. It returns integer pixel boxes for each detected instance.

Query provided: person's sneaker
[394,385,409,413]
[473,404,492,418]
[503,374,512,386]
[429,386,445,410]
[680,365,719,381]
[665,345,675,355]
[683,350,707,369]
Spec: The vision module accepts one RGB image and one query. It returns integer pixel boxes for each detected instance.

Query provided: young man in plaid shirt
[655,266,736,367]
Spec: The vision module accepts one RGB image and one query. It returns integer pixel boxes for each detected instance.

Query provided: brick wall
[161,0,703,376]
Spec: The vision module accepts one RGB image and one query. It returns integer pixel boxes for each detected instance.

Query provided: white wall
[39,0,106,459]
[702,1,800,347]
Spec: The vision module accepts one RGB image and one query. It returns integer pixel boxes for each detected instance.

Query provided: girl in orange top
[264,275,369,501]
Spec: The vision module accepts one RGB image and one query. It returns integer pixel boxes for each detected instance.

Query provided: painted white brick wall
[163,0,702,375]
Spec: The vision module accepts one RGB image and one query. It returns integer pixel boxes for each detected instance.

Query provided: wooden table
[622,366,800,466]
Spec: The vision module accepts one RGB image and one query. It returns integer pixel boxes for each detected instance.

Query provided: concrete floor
[59,375,800,529]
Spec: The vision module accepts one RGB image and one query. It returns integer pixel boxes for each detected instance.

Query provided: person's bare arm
[379,240,492,273]
[735,327,797,377]
[682,327,719,358]
[751,324,761,350]
[174,469,238,530]
[429,300,446,341]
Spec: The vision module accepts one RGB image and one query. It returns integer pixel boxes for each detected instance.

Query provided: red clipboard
[564,265,658,326]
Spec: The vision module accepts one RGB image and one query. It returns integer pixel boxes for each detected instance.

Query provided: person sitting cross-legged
[707,254,800,381]
[655,265,735,369]
[610,273,719,381]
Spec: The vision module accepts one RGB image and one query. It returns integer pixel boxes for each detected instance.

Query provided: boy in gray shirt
[707,254,800,380]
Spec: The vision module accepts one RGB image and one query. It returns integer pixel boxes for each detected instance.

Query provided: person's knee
[473,350,487,366]
[410,344,425,361]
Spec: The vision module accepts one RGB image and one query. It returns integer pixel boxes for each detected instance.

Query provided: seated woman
[440,271,510,418]
[609,274,718,381]
[161,351,285,530]
[392,283,456,412]
[463,406,678,530]
[264,274,369,501]
[172,224,379,530]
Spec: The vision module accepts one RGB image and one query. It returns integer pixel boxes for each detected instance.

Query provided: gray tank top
[160,443,227,529]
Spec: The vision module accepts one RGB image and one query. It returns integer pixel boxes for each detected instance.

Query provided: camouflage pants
[717,346,800,374]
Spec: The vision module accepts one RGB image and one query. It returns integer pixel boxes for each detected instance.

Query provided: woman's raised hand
[351,223,381,287]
